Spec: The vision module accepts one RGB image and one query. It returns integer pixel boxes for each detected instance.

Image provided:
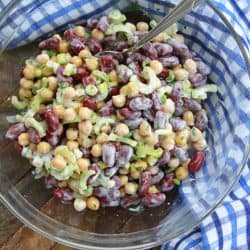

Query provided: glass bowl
[0,0,249,249]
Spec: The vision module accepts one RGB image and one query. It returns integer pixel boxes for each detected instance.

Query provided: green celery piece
[94,117,115,134]
[166,70,175,83]
[96,82,109,101]
[85,85,98,96]
[80,169,96,190]
[62,117,81,124]
[92,70,109,83]
[57,53,68,65]
[109,133,137,147]
[50,164,76,181]
[30,94,42,113]
[11,96,28,110]
[136,142,163,158]
[24,117,46,137]
[191,84,217,100]
[55,145,77,165]
[63,63,77,76]
[108,10,126,24]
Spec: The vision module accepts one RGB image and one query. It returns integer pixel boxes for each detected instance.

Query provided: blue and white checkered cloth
[0,0,249,249]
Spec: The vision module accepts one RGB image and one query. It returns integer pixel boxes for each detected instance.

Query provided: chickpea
[148,185,159,194]
[19,88,32,99]
[183,111,194,126]
[119,168,129,175]
[80,136,94,148]
[36,54,50,64]
[23,64,35,80]
[96,133,109,144]
[168,157,180,168]
[53,105,65,119]
[127,82,139,98]
[64,108,77,121]
[52,154,67,170]
[58,181,68,188]
[139,121,152,137]
[87,196,100,211]
[175,166,189,180]
[174,68,189,81]
[131,170,141,179]
[97,101,105,109]
[115,123,129,136]
[108,70,118,83]
[173,64,182,70]
[42,66,53,76]
[133,130,144,141]
[20,78,33,89]
[147,166,159,175]
[71,173,81,180]
[120,85,129,96]
[85,57,99,71]
[119,175,128,186]
[193,138,207,150]
[58,40,69,53]
[69,179,79,191]
[77,158,90,172]
[190,127,203,142]
[136,160,148,171]
[18,133,30,146]
[162,98,175,114]
[150,60,163,75]
[70,56,83,67]
[37,141,51,154]
[73,198,86,212]
[175,130,189,147]
[75,26,85,37]
[78,120,93,135]
[101,124,111,134]
[48,76,58,91]
[125,22,136,32]
[78,107,92,120]
[172,34,185,43]
[125,182,138,195]
[91,28,104,41]
[29,143,37,151]
[153,32,166,42]
[79,49,92,59]
[91,144,102,157]
[40,88,54,101]
[183,59,197,74]
[112,94,126,108]
[63,87,76,99]
[136,21,149,32]
[67,140,79,151]
[66,128,78,140]
[144,133,159,146]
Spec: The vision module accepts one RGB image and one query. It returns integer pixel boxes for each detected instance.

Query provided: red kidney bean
[170,117,186,131]
[124,118,144,130]
[87,164,101,185]
[5,123,25,140]
[151,170,164,185]
[64,29,79,41]
[189,73,207,87]
[105,165,119,177]
[129,96,153,111]
[188,150,205,173]
[143,110,155,123]
[83,96,97,110]
[116,40,128,52]
[127,52,148,64]
[80,147,91,158]
[112,176,122,189]
[173,147,189,162]
[160,173,174,192]
[108,187,120,200]
[174,98,185,116]
[142,193,166,207]
[101,197,120,207]
[154,42,173,57]
[120,195,141,208]
[45,133,59,147]
[28,127,41,144]
[142,42,158,59]
[56,66,73,84]
[171,81,183,99]
[116,145,133,167]
[158,68,169,80]
[38,37,59,50]
[82,76,96,86]
[44,175,58,189]
[102,143,116,168]
[70,37,86,55]
[167,39,190,58]
[53,188,74,202]
[94,187,109,198]
[99,100,115,116]
[154,111,166,129]
[119,108,142,120]
[157,150,170,167]
[195,109,208,131]
[151,92,162,111]
[40,109,60,133]
[14,141,23,154]
[87,38,103,53]
[183,98,202,112]
[116,65,133,83]
[196,60,211,76]
[128,61,145,81]
[74,67,89,80]
[108,86,120,98]
[97,16,109,32]
[87,18,99,29]
[139,171,152,196]
[99,54,116,73]
[159,56,180,68]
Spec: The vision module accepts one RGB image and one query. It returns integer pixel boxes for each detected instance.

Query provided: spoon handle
[129,0,206,53]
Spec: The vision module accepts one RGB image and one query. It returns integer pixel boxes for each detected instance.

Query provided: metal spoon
[98,0,205,56]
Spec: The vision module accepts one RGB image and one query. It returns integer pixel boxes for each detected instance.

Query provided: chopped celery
[149,20,157,29]
[57,53,68,65]
[41,77,49,88]
[11,96,28,110]
[46,60,59,73]
[173,178,181,185]
[50,164,76,181]
[30,94,42,113]
[55,145,77,165]
[157,85,173,96]
[147,156,159,166]
[105,24,133,41]
[42,50,56,57]
[85,84,98,96]
[166,69,175,83]
[62,117,81,124]
[109,133,137,147]
[79,169,96,190]
[24,117,46,137]
[155,128,173,136]
[92,70,109,83]
[21,147,33,159]
[160,94,167,104]
[25,59,36,65]
[135,142,163,159]
[98,161,108,170]
[93,174,115,188]
[192,84,218,100]
[130,67,161,95]
[108,10,126,24]
[63,63,77,76]
[35,68,42,78]
[94,117,115,134]
[96,81,109,101]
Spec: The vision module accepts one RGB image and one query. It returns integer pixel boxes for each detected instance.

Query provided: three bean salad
[6,10,217,212]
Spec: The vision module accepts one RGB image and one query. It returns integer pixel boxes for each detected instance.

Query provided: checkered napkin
[0,0,249,249]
